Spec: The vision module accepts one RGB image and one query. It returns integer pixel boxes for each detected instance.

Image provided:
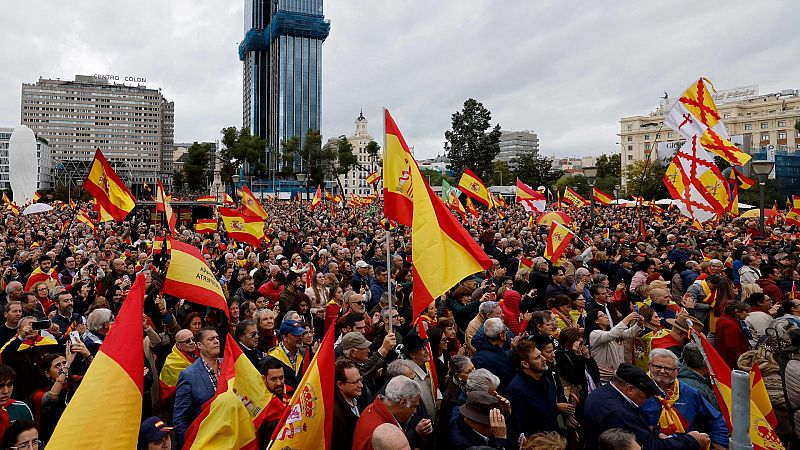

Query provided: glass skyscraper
[240,0,330,174]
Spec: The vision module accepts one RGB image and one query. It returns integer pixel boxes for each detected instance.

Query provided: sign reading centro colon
[93,74,147,83]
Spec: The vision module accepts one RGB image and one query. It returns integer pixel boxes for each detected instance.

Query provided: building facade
[20,75,174,193]
[337,112,379,196]
[0,127,53,192]
[619,86,800,192]
[173,142,218,178]
[240,0,330,176]
[497,130,539,168]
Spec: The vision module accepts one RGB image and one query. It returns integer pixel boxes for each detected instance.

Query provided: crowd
[0,195,798,450]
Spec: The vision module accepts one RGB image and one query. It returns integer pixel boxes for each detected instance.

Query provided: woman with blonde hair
[254,308,278,351]
[740,282,763,301]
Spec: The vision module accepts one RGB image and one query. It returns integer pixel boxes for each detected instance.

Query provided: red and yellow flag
[786,210,800,227]
[384,110,491,319]
[32,191,41,203]
[730,168,755,190]
[324,190,334,202]
[466,196,478,218]
[750,362,778,430]
[383,112,414,226]
[48,273,145,449]
[219,207,265,248]
[183,339,276,449]
[158,345,195,401]
[1,193,10,205]
[366,171,381,185]
[416,321,439,398]
[562,187,588,208]
[457,168,493,208]
[195,219,218,234]
[76,210,96,232]
[83,149,136,222]
[24,266,58,291]
[311,186,322,209]
[6,202,19,216]
[519,256,534,271]
[516,179,546,213]
[240,185,268,220]
[156,181,177,235]
[163,238,229,315]
[592,187,614,206]
[544,222,573,262]
[729,184,740,216]
[196,195,216,203]
[270,324,336,449]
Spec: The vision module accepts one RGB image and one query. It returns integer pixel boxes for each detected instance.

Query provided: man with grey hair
[353,375,420,450]
[471,317,514,390]
[83,308,113,355]
[4,281,23,304]
[598,428,640,450]
[641,348,728,447]
[465,301,502,356]
[466,368,501,394]
[677,342,719,410]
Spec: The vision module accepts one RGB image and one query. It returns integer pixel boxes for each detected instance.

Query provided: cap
[459,391,501,425]
[279,319,305,336]
[139,416,173,443]
[355,260,371,269]
[342,331,371,351]
[615,363,661,397]
[402,333,429,354]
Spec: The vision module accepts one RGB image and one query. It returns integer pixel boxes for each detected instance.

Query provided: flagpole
[382,107,393,335]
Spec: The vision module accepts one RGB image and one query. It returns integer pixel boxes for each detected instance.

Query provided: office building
[20,75,175,193]
[0,127,53,192]
[497,130,539,168]
[240,0,330,175]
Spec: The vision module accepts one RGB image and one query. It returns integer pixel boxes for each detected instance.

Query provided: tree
[555,174,590,198]
[444,98,502,181]
[596,153,621,178]
[173,170,185,192]
[595,175,621,196]
[183,142,211,191]
[365,140,381,168]
[279,136,300,177]
[320,136,360,194]
[512,153,563,189]
[299,128,325,189]
[624,160,668,199]
[421,168,453,187]
[492,161,512,186]
[218,127,267,186]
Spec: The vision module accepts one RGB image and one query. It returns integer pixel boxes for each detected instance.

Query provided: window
[778,120,787,127]
[644,134,651,140]
[779,131,787,139]
[627,125,632,131]
[627,155,633,160]
[656,133,661,139]
[761,122,769,129]
[744,123,752,130]
[645,143,651,150]
[627,136,632,142]
[627,145,633,151]
[761,133,770,141]
[668,132,673,138]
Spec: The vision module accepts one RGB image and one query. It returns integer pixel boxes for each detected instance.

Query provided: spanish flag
[1,193,10,205]
[366,171,381,185]
[516,179,546,213]
[592,187,614,206]
[333,194,342,203]
[730,167,754,190]
[76,210,95,232]
[240,185,268,220]
[793,195,800,210]
[562,187,588,208]
[729,185,740,216]
[270,324,336,449]
[24,266,58,291]
[750,362,778,430]
[47,273,145,449]
[466,196,478,218]
[219,208,265,248]
[311,185,322,209]
[383,115,414,226]
[196,195,216,203]
[544,222,573,262]
[786,210,800,227]
[457,168,493,208]
[163,237,229,315]
[156,181,177,236]
[32,191,41,203]
[519,256,534,271]
[222,193,235,204]
[183,339,277,449]
[6,202,19,216]
[384,110,492,320]
[158,345,195,401]
[195,219,218,234]
[324,190,334,202]
[416,321,439,397]
[83,148,136,222]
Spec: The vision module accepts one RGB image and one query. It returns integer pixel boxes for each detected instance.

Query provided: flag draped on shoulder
[219,207,265,248]
[515,179,546,213]
[156,181,177,235]
[240,185,268,220]
[457,168,493,208]
[183,339,275,449]
[383,111,414,226]
[47,273,146,449]
[163,238,229,315]
[158,344,195,401]
[544,222,573,262]
[592,187,614,206]
[83,149,136,222]
[270,324,336,449]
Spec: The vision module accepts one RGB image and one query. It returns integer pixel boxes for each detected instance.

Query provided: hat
[355,260,371,269]
[666,313,704,333]
[279,319,305,336]
[402,333,429,354]
[615,363,661,397]
[342,331,372,351]
[459,391,501,425]
[139,416,173,443]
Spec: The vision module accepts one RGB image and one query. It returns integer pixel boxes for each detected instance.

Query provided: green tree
[218,127,267,186]
[738,179,782,207]
[321,136,360,194]
[444,98,502,181]
[492,161,512,186]
[421,168,453,187]
[624,160,668,199]
[280,136,300,177]
[596,153,621,178]
[595,175,621,196]
[184,142,211,191]
[173,170,185,192]
[299,128,325,189]
[555,174,590,198]
[365,140,381,168]
[512,153,563,189]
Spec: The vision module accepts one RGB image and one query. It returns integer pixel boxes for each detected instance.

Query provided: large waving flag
[466,196,479,218]
[183,339,276,449]
[47,273,145,449]
[664,135,729,223]
[562,187,588,208]
[457,168,494,208]
[83,149,136,222]
[515,179,546,213]
[544,222,574,262]
[240,185,268,220]
[750,362,778,430]
[156,181,177,235]
[23,266,57,291]
[219,207,265,248]
[664,78,751,166]
[270,324,336,449]
[163,238,229,315]
[592,187,614,206]
[384,109,491,320]
[383,113,415,225]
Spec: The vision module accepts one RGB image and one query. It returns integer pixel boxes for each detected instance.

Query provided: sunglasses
[178,338,194,345]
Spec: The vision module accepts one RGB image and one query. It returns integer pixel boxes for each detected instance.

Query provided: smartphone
[32,319,51,331]
[69,331,81,346]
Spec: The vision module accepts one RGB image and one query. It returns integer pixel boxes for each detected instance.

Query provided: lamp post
[231,174,240,205]
[583,166,598,230]
[751,160,775,238]
[296,173,307,201]
[614,184,620,203]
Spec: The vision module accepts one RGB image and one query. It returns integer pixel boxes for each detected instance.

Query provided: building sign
[656,135,745,167]
[93,74,147,84]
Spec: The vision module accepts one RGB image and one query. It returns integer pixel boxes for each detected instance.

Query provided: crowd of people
[0,195,798,450]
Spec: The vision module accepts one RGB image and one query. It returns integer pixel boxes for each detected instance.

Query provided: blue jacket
[640,381,729,447]
[173,358,219,444]
[503,370,558,436]
[471,338,514,391]
[681,270,699,293]
[584,382,699,450]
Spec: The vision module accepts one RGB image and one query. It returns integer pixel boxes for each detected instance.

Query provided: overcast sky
[1,1,799,160]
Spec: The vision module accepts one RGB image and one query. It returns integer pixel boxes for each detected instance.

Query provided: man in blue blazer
[173,327,222,445]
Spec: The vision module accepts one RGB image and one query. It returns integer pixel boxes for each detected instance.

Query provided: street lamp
[751,160,775,238]
[231,174,240,203]
[295,173,307,201]
[583,166,599,230]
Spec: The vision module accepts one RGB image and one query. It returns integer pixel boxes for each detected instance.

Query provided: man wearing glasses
[640,349,728,448]
[174,327,221,446]
[332,358,367,450]
[235,319,264,369]
[158,329,198,403]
